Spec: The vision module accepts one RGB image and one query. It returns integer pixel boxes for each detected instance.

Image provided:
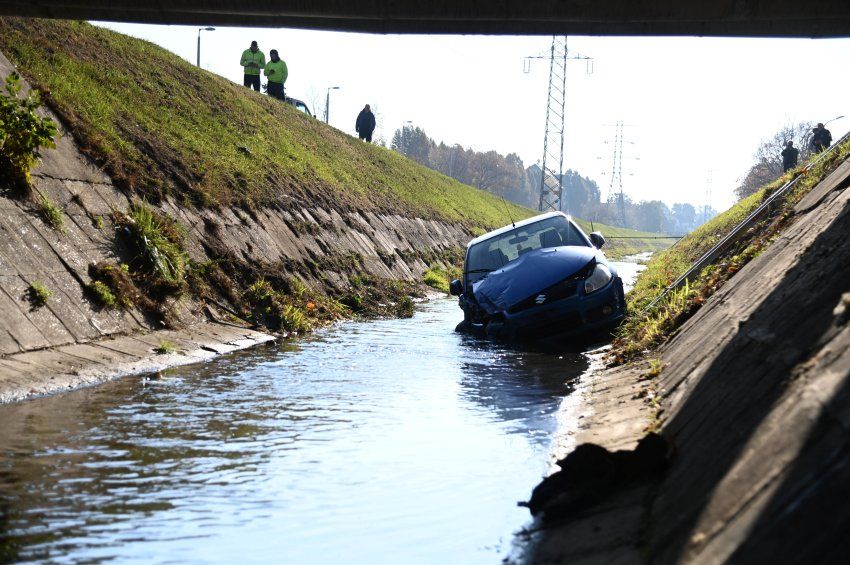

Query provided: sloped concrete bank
[0,51,469,403]
[523,156,850,562]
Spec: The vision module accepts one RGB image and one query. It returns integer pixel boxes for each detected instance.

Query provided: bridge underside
[1,1,849,37]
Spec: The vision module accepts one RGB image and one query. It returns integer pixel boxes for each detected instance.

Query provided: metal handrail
[644,130,850,314]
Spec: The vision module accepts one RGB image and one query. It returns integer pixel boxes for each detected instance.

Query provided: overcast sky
[96,22,850,212]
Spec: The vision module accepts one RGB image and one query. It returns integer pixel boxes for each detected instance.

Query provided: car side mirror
[589,232,606,249]
[449,279,464,296]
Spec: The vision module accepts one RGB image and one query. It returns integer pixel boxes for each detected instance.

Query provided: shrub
[0,73,57,196]
[36,194,65,230]
[26,281,51,308]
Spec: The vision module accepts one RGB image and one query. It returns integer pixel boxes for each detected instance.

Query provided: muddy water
[0,258,644,564]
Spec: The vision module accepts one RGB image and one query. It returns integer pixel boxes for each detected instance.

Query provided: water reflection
[0,257,644,563]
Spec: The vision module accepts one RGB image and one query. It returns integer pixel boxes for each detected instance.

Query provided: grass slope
[0,17,670,256]
[0,18,531,227]
[616,136,850,359]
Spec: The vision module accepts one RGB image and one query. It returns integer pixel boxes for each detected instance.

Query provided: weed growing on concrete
[0,72,57,197]
[244,277,346,334]
[118,201,188,288]
[88,262,146,310]
[85,280,116,308]
[26,281,51,308]
[340,276,420,319]
[154,340,176,354]
[36,195,65,231]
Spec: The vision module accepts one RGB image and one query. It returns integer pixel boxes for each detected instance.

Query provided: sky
[96,22,850,212]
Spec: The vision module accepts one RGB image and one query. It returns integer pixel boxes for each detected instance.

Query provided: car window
[466,216,589,284]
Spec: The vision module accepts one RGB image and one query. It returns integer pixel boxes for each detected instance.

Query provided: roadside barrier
[644,130,850,314]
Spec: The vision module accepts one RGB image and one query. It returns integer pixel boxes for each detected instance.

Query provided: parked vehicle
[450,212,625,342]
[285,97,312,117]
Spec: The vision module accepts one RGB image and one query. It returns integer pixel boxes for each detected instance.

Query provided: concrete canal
[0,259,644,563]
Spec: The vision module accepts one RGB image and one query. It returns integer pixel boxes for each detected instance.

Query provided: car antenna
[501,196,516,228]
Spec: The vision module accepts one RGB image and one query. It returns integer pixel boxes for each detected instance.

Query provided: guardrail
[644,130,850,314]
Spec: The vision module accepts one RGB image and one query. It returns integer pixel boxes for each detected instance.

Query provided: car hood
[472,246,598,314]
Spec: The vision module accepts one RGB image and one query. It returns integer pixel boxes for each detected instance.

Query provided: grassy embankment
[615,136,850,361]
[0,18,669,328]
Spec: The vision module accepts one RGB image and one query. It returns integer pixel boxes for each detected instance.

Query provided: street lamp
[196,27,215,68]
[324,86,340,124]
[401,120,413,155]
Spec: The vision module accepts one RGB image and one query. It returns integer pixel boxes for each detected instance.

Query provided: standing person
[810,122,833,152]
[240,41,265,92]
[264,50,288,101]
[781,141,799,172]
[355,104,376,143]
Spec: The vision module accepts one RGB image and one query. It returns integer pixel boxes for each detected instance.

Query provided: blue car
[449,212,625,342]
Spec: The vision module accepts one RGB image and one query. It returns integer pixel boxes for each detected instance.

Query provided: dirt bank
[523,153,850,562]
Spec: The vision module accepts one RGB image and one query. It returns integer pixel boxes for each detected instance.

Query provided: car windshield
[465,216,589,284]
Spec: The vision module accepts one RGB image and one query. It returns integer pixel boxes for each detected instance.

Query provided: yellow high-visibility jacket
[240,49,266,76]
[264,59,288,84]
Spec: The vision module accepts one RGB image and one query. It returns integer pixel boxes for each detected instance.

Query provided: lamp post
[196,27,215,68]
[324,86,340,124]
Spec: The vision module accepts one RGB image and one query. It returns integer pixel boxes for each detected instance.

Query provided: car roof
[467,211,573,248]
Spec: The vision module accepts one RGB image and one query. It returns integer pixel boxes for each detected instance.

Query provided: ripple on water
[0,260,643,563]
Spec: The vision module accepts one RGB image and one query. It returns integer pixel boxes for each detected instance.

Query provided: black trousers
[358,130,373,143]
[244,74,261,91]
[267,81,285,100]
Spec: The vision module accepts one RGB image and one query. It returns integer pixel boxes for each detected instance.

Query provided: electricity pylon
[602,121,638,227]
[525,37,591,213]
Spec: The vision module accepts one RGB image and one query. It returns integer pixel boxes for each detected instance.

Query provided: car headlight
[584,263,612,294]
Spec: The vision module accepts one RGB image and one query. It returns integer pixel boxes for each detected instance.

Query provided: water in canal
[0,258,645,563]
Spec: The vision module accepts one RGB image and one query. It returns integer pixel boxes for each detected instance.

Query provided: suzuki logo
[535,294,547,304]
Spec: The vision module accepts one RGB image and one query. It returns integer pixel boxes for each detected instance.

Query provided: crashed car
[449,212,625,341]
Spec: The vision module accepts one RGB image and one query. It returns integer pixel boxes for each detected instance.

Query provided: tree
[735,121,813,200]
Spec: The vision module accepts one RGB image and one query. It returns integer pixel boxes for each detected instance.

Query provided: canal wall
[525,155,850,562]
[0,50,470,402]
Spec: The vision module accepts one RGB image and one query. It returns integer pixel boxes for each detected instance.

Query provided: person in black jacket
[781,141,799,172]
[355,105,376,143]
[810,123,833,152]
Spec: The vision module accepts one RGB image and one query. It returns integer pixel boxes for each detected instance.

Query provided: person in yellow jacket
[240,41,265,92]
[264,49,288,101]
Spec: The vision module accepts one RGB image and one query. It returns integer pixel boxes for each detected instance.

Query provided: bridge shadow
[649,195,850,563]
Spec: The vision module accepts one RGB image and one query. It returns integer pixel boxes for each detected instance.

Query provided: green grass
[423,265,462,294]
[26,281,51,307]
[86,280,117,308]
[154,340,176,354]
[0,18,532,228]
[0,17,678,255]
[119,200,188,286]
[614,136,850,360]
[36,194,65,230]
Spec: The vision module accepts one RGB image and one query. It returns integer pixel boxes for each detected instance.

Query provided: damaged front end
[453,247,625,342]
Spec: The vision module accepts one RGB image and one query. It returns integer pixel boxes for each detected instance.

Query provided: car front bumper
[484,277,625,342]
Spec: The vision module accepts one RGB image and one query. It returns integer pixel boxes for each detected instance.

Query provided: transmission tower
[525,37,591,213]
[703,169,713,223]
[604,121,626,225]
[602,121,640,227]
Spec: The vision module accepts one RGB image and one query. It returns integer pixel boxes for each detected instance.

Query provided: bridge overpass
[1,1,849,37]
